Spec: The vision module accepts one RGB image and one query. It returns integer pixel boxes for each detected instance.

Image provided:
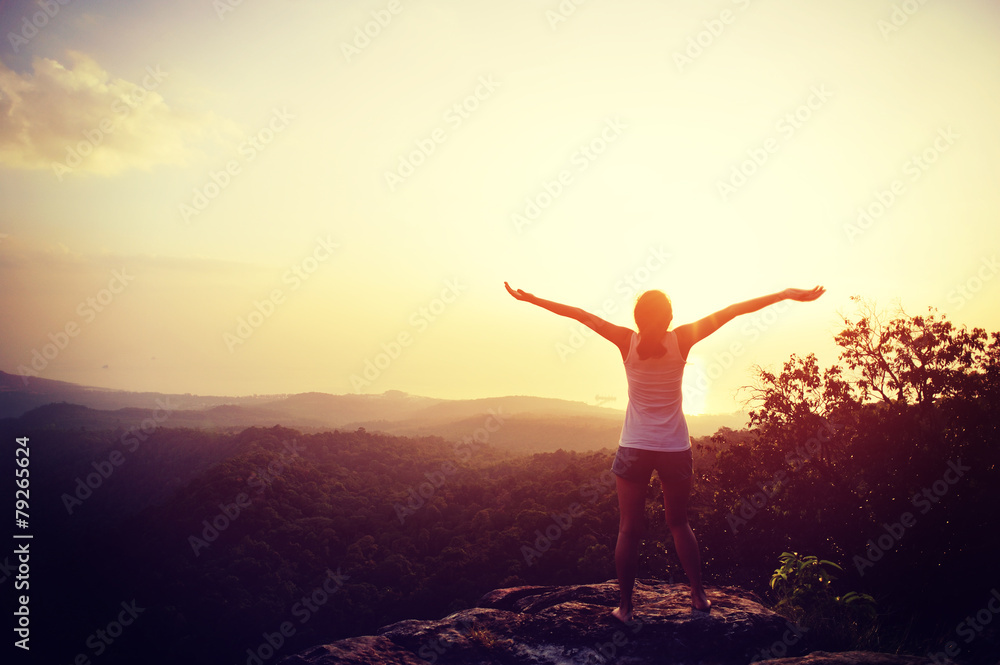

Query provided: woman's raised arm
[674,286,825,359]
[505,282,633,359]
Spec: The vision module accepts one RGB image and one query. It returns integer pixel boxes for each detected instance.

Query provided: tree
[833,296,1000,407]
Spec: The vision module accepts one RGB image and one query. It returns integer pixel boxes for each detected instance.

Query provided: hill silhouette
[0,370,745,452]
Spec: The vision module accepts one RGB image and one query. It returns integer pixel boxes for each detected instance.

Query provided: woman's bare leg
[613,475,647,623]
[661,474,710,611]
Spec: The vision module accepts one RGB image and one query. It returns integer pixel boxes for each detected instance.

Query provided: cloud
[0,51,232,178]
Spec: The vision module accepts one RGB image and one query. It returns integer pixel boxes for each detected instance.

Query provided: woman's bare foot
[611,606,633,623]
[691,588,711,612]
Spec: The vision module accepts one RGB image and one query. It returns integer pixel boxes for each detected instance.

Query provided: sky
[1,0,998,415]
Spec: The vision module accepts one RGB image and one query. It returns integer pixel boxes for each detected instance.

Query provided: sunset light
[2,1,999,416]
[3,3,999,664]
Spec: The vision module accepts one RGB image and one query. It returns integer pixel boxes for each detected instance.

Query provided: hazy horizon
[2,1,999,416]
[4,367,755,419]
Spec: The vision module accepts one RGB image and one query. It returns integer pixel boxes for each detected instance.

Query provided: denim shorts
[611,446,692,484]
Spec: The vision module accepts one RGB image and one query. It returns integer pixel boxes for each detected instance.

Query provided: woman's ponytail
[633,290,673,360]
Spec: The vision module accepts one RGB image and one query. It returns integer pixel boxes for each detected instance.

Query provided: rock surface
[756,652,932,665]
[277,580,928,665]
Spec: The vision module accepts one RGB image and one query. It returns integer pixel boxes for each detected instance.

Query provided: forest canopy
[4,299,997,665]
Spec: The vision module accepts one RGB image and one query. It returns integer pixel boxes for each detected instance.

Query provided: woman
[504,281,825,620]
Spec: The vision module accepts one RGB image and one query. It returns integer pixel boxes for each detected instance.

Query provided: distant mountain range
[0,370,745,453]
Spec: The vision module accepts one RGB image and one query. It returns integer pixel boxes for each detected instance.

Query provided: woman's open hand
[782,286,826,302]
[504,282,535,303]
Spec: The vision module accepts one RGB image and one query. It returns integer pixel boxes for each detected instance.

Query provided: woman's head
[634,290,672,359]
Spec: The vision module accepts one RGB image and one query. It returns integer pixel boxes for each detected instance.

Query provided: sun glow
[1,1,998,415]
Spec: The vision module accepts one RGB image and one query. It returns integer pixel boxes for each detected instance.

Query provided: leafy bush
[769,552,877,650]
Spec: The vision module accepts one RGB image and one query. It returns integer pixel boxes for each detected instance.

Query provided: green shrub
[769,552,877,651]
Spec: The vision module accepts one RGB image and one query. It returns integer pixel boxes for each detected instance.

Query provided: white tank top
[618,330,691,451]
